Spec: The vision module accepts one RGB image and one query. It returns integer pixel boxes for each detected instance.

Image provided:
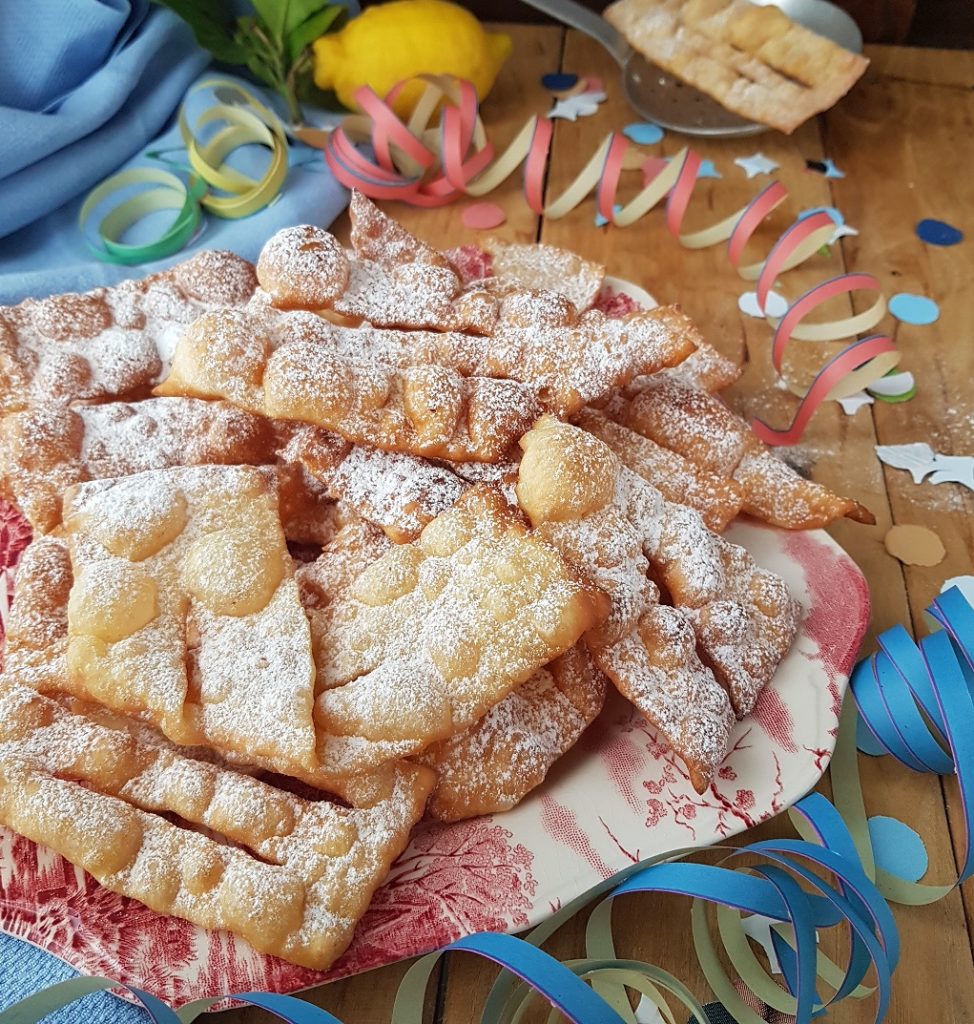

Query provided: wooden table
[227,29,974,1024]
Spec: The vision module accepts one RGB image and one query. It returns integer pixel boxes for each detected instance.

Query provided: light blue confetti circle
[889,292,940,326]
[623,122,664,145]
[868,815,928,882]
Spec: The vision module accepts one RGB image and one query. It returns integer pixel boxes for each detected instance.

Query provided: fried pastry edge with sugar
[0,683,433,969]
[612,376,875,529]
[416,643,608,821]
[2,533,417,806]
[310,484,610,771]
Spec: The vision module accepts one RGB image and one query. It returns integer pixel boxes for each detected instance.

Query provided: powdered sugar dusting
[0,252,256,413]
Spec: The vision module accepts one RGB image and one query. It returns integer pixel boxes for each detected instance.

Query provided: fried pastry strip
[517,416,800,720]
[2,532,413,803]
[482,237,605,312]
[156,309,540,462]
[0,398,276,534]
[612,375,875,529]
[0,251,257,413]
[0,684,432,970]
[62,465,319,769]
[604,0,868,135]
[416,644,608,821]
[576,408,743,532]
[596,604,734,794]
[309,485,610,771]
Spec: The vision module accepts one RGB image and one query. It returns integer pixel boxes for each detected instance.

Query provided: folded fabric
[0,74,350,304]
[0,931,140,1023]
[0,2,209,239]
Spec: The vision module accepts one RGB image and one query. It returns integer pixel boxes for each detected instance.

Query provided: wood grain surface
[225,27,974,1024]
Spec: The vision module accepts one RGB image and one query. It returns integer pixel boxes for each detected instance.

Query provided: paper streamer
[322,75,896,446]
[4,589,974,1024]
[80,77,288,264]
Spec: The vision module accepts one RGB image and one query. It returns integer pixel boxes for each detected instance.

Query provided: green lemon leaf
[151,0,249,64]
[251,0,290,45]
[287,5,343,60]
[284,0,337,34]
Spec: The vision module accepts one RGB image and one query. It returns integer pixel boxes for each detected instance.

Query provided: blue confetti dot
[868,816,928,882]
[916,218,963,246]
[623,122,664,145]
[541,72,578,92]
[889,292,940,326]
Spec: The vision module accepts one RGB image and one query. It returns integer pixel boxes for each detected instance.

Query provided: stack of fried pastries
[0,193,874,970]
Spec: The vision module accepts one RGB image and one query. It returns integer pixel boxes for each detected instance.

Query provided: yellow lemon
[312,0,512,117]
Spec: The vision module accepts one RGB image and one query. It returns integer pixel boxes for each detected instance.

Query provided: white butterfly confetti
[928,454,974,490]
[548,90,607,121]
[876,443,974,491]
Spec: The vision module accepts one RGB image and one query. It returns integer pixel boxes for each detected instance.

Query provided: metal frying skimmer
[520,0,864,137]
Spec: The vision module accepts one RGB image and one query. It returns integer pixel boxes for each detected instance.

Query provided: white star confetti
[734,152,779,178]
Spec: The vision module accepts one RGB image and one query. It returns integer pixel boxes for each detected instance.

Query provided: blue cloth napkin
[0,933,142,1023]
[0,0,354,306]
[0,1,209,241]
[0,72,351,303]
[0,67,351,305]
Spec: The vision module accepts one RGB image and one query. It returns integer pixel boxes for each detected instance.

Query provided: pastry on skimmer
[604,0,869,134]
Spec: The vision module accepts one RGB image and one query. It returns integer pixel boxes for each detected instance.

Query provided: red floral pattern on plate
[0,452,869,1007]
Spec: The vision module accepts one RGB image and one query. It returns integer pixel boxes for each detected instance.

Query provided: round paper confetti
[867,370,916,403]
[884,524,946,567]
[889,293,940,326]
[541,72,577,92]
[868,816,928,882]
[462,202,506,230]
[738,290,789,319]
[623,122,664,145]
[916,218,963,246]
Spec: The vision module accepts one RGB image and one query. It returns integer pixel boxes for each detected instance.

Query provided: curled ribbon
[79,78,288,266]
[324,75,897,446]
[2,589,973,1024]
